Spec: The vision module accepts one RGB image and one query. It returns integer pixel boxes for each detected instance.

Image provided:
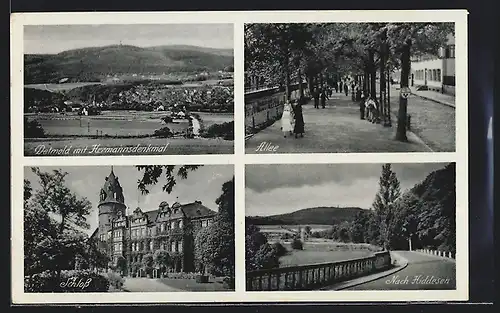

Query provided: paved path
[409,86,456,107]
[346,251,456,290]
[246,92,430,154]
[123,278,183,292]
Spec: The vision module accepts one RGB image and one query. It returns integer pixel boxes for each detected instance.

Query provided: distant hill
[24,45,234,84]
[246,207,364,226]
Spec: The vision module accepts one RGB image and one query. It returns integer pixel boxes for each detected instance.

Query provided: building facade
[410,33,456,95]
[90,168,216,276]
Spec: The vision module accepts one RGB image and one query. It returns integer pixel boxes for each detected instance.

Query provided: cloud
[245,163,451,193]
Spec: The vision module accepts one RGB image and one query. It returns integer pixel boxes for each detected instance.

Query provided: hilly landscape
[246,207,364,226]
[24,45,234,84]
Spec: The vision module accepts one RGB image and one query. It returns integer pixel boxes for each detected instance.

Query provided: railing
[246,251,391,291]
[416,249,455,259]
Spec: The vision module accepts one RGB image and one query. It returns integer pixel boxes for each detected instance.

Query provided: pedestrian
[313,87,320,109]
[280,102,294,138]
[321,87,328,109]
[338,81,343,94]
[344,82,349,96]
[359,93,366,120]
[292,102,305,138]
[351,82,356,101]
[334,82,338,93]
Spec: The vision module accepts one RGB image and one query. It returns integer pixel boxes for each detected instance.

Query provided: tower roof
[100,166,125,204]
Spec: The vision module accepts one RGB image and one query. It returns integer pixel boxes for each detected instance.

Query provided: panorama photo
[24,165,235,292]
[23,24,234,156]
[245,22,456,154]
[245,162,456,291]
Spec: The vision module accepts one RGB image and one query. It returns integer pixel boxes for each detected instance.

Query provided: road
[346,251,456,290]
[123,277,183,292]
[246,92,430,154]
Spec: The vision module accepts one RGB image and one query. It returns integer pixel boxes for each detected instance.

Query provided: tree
[350,210,370,243]
[386,23,454,141]
[194,177,235,277]
[141,254,154,274]
[25,168,92,280]
[136,165,202,195]
[245,224,280,271]
[153,250,172,274]
[371,163,401,249]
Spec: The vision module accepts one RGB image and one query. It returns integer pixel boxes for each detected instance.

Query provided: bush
[153,127,173,138]
[106,271,124,290]
[24,270,111,293]
[272,242,288,257]
[201,121,234,140]
[291,238,303,250]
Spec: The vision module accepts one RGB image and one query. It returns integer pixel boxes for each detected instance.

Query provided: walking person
[338,81,343,94]
[359,92,366,120]
[292,101,305,138]
[313,87,320,109]
[280,102,294,138]
[320,86,328,109]
[344,81,349,96]
[334,81,338,93]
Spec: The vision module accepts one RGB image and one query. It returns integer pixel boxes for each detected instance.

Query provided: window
[171,221,176,229]
[160,223,165,232]
[163,242,168,250]
[437,69,441,82]
[178,220,183,228]
[171,241,176,252]
[149,241,154,251]
[141,227,146,237]
[201,220,208,228]
[177,241,183,253]
[448,45,455,58]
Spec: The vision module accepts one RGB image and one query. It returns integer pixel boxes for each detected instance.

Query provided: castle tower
[98,167,126,239]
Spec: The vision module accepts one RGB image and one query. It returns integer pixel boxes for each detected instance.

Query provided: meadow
[195,112,234,128]
[278,239,376,268]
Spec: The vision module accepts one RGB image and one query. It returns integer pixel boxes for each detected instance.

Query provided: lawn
[278,241,374,267]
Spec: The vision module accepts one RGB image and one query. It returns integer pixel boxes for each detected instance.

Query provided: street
[246,91,442,153]
[346,250,456,290]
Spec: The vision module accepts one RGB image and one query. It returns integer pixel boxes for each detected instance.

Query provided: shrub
[201,121,234,140]
[291,238,303,250]
[153,127,173,138]
[106,271,124,290]
[272,242,288,257]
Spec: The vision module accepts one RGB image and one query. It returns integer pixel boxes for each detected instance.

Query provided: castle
[90,167,216,276]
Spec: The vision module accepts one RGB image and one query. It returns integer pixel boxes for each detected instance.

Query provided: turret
[98,167,126,240]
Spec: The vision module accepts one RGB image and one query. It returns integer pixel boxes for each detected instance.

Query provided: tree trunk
[363,68,369,96]
[387,69,392,127]
[284,52,291,102]
[379,44,386,125]
[298,69,304,99]
[396,41,411,141]
[369,50,377,101]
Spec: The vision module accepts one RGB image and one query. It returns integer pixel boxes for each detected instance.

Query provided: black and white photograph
[23,24,234,156]
[245,163,456,291]
[245,22,456,154]
[23,165,235,292]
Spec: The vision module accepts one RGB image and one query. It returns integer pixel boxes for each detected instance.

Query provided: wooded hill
[246,207,364,226]
[24,45,234,84]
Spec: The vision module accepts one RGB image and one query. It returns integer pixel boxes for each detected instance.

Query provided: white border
[11,9,468,304]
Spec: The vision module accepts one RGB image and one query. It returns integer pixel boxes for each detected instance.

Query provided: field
[278,239,376,268]
[195,112,234,128]
[25,111,193,137]
[257,224,333,233]
[25,82,103,92]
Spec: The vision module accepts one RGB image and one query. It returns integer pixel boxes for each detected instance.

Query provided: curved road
[347,251,456,290]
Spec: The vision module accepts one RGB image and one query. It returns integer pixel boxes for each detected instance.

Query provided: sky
[24,24,234,54]
[245,163,451,216]
[24,165,234,234]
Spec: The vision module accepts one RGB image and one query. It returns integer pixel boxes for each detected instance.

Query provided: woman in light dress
[281,101,294,138]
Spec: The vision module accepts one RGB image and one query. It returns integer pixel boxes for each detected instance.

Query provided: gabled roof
[181,201,217,219]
